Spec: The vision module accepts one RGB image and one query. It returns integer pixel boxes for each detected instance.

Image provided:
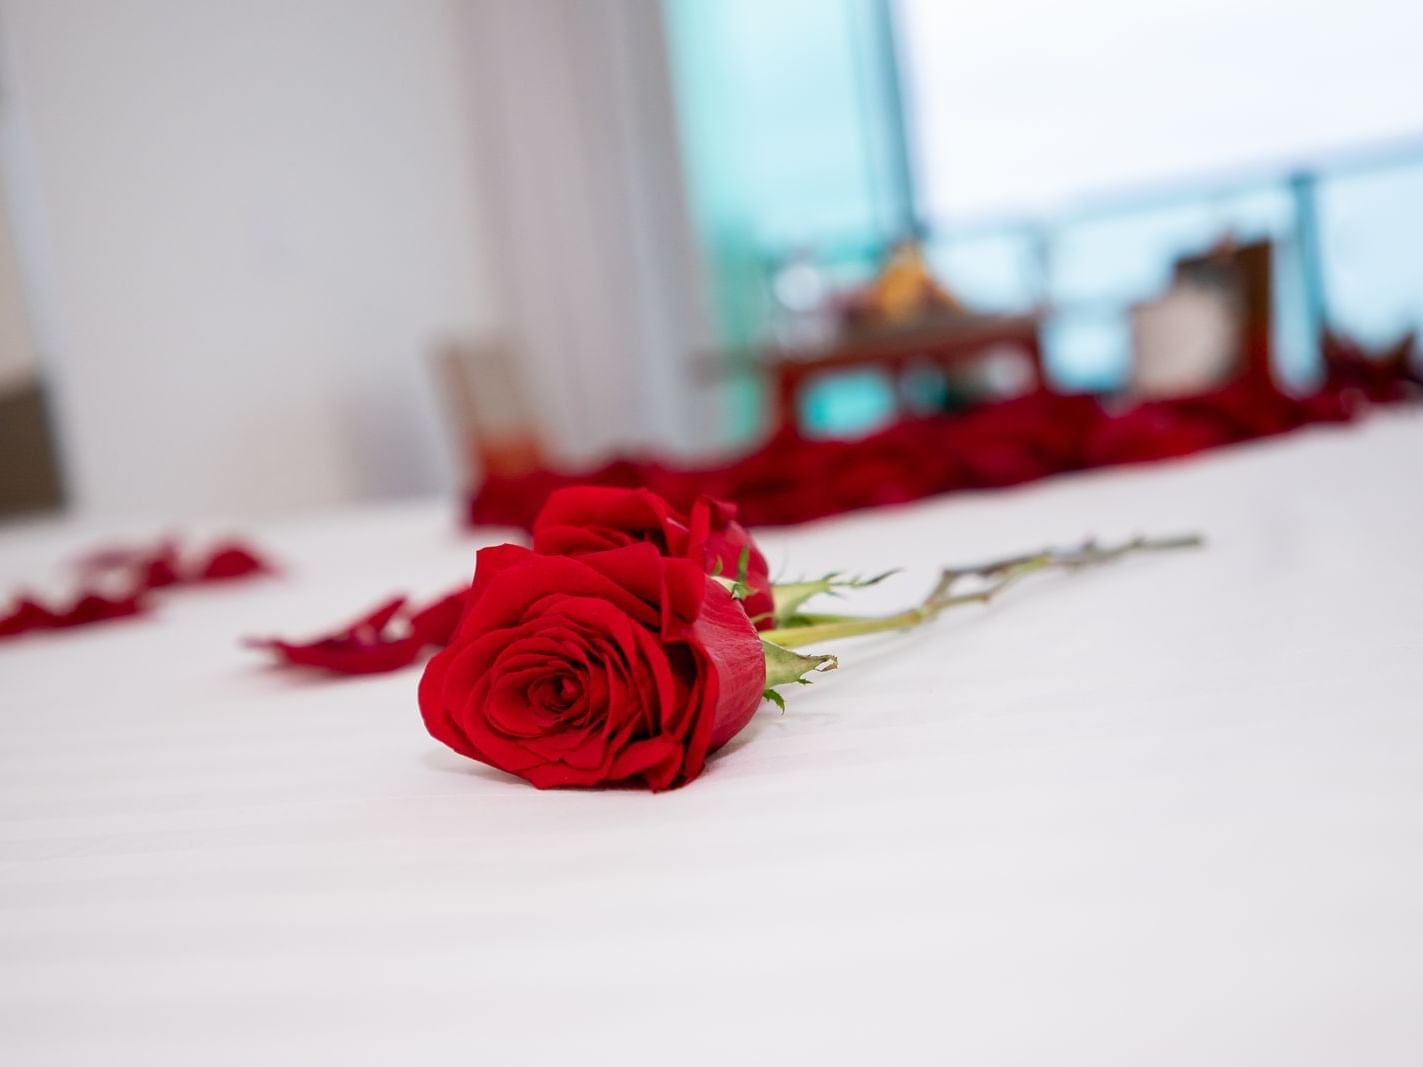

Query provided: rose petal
[198,541,276,581]
[249,587,469,676]
[471,343,1420,528]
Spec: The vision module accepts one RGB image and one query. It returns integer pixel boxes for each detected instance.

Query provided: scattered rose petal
[466,337,1420,529]
[49,592,149,629]
[248,587,469,675]
[407,588,470,645]
[2,535,275,643]
[0,590,149,641]
[0,597,60,638]
[76,539,182,589]
[198,541,276,582]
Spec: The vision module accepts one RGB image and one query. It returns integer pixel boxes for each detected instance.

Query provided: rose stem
[759,533,1203,649]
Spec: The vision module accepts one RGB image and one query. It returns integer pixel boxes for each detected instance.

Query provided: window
[897,0,1423,221]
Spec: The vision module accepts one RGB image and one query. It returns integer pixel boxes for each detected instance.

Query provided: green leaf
[762,688,786,712]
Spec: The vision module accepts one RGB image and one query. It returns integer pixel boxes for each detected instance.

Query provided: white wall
[0,0,498,516]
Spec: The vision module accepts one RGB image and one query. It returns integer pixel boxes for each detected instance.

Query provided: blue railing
[759,137,1423,397]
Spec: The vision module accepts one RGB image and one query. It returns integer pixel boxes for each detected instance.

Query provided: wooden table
[765,313,1045,431]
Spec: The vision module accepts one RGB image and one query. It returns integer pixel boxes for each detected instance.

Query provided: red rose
[418,542,767,790]
[531,487,775,629]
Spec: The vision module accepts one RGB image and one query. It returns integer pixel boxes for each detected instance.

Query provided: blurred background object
[1129,239,1274,398]
[670,0,1423,436]
[0,0,1419,520]
[0,185,61,515]
[432,338,545,486]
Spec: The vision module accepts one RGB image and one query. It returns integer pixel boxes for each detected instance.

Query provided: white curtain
[456,0,714,465]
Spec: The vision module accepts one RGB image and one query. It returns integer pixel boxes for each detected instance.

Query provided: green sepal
[761,638,837,691]
[770,570,898,624]
[711,574,754,601]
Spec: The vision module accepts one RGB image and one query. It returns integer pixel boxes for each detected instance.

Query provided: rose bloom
[532,486,775,629]
[418,542,766,790]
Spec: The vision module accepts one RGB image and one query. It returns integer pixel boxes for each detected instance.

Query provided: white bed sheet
[3,412,1422,1066]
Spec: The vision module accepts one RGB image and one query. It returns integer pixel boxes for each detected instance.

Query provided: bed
[3,410,1421,1065]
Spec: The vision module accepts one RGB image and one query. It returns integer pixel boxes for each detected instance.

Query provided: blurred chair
[0,197,63,517]
[0,378,64,517]
[432,340,545,485]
